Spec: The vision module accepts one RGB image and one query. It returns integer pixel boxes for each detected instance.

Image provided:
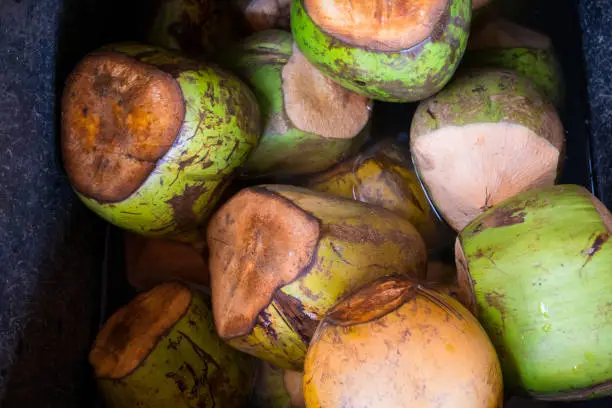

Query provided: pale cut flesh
[469,18,552,51]
[412,122,560,231]
[304,0,447,51]
[284,370,306,407]
[89,282,191,379]
[282,44,370,139]
[243,0,291,30]
[207,188,320,339]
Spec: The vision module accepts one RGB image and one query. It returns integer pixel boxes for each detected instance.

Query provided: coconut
[90,282,255,407]
[124,232,209,291]
[456,185,612,400]
[207,185,427,369]
[221,30,371,177]
[306,139,453,253]
[465,18,564,106]
[61,43,260,241]
[303,276,504,407]
[147,0,243,58]
[232,0,291,31]
[252,361,305,408]
[291,0,471,102]
[411,69,565,232]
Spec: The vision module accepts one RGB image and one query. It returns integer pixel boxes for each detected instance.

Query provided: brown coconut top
[62,51,185,202]
[89,282,191,379]
[469,18,552,51]
[207,187,320,339]
[304,0,448,52]
[282,44,371,139]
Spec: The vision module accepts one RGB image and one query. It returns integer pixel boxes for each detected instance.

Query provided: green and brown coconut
[207,185,427,370]
[455,185,612,399]
[61,43,260,242]
[464,18,564,106]
[232,0,291,32]
[303,276,504,407]
[251,362,305,408]
[305,139,453,254]
[291,0,471,102]
[90,282,256,407]
[222,30,371,177]
[147,0,244,58]
[411,69,565,232]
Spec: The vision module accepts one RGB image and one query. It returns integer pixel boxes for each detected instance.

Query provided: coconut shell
[62,43,260,242]
[291,0,471,102]
[456,185,612,399]
[303,276,503,407]
[221,30,371,178]
[207,185,427,370]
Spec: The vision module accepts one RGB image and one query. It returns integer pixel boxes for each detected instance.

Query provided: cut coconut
[284,370,306,407]
[413,123,560,231]
[222,30,371,177]
[208,187,321,339]
[472,0,491,10]
[90,282,192,379]
[90,282,255,407]
[207,185,427,369]
[283,44,370,140]
[411,69,565,231]
[304,0,447,52]
[292,0,470,102]
[62,52,184,202]
[469,18,552,51]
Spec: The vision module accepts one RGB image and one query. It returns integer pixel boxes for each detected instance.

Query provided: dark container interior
[0,0,610,407]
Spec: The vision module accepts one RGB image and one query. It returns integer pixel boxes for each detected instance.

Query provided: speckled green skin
[463,48,564,107]
[222,30,370,177]
[458,185,612,400]
[411,69,562,145]
[97,291,256,407]
[291,0,471,102]
[77,43,260,242]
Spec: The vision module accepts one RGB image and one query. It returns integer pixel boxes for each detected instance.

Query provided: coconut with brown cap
[61,43,260,241]
[291,0,471,102]
[207,185,427,370]
[221,30,371,177]
[411,69,565,232]
[306,139,452,254]
[89,282,255,407]
[303,276,504,407]
[456,185,612,400]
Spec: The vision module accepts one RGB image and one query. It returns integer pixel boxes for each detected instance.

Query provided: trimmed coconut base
[282,44,370,140]
[62,52,184,202]
[412,122,561,231]
[239,0,291,30]
[469,18,552,51]
[207,188,320,339]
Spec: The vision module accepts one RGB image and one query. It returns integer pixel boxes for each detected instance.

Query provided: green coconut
[90,282,256,407]
[464,18,564,106]
[411,69,565,232]
[291,0,471,102]
[252,362,305,408]
[147,0,243,58]
[207,185,427,370]
[456,185,612,400]
[221,30,371,177]
[61,43,260,242]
